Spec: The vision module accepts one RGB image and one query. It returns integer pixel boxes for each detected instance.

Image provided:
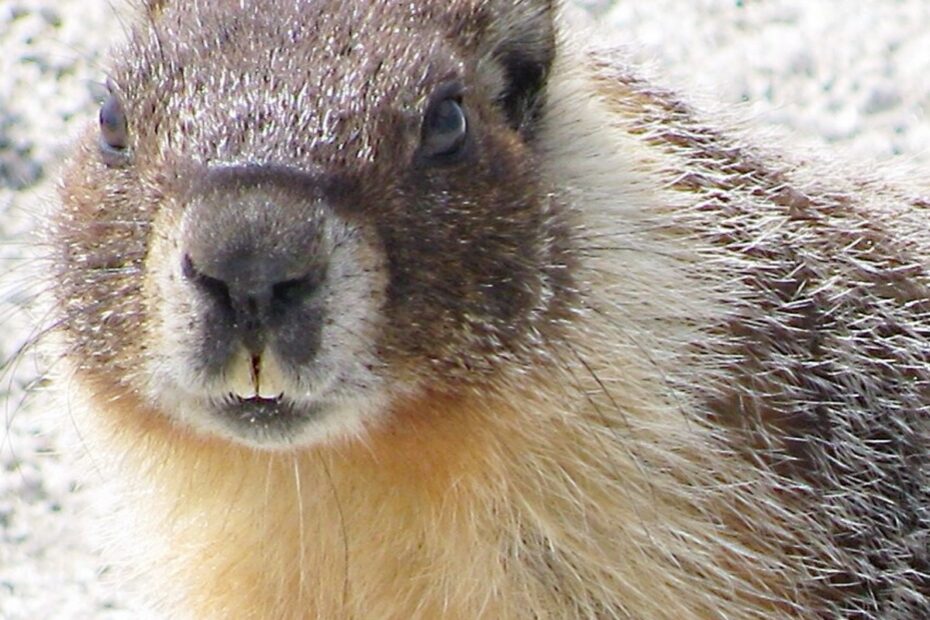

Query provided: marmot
[52,0,930,618]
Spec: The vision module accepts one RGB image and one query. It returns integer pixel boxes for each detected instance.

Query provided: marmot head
[55,0,577,448]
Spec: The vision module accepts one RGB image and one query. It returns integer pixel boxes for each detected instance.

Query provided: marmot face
[55,0,575,448]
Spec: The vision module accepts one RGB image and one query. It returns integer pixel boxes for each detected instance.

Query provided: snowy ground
[1,1,929,617]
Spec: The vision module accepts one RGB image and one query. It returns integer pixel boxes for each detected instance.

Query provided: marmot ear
[483,0,556,131]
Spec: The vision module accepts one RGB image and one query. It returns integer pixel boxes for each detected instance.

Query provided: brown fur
[52,1,930,618]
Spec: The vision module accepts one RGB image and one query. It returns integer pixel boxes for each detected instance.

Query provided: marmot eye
[418,96,468,163]
[99,93,131,167]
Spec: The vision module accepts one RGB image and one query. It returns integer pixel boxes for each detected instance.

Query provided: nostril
[182,251,325,328]
[182,253,232,308]
[271,272,323,308]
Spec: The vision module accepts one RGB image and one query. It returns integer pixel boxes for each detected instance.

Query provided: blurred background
[2,0,929,617]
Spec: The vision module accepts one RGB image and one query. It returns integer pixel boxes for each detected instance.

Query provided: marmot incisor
[53,0,930,618]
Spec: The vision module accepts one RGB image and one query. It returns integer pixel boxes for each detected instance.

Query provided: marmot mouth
[217,395,321,437]
[230,395,288,420]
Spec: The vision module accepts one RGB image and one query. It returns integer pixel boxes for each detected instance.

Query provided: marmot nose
[181,251,324,354]
[178,165,331,358]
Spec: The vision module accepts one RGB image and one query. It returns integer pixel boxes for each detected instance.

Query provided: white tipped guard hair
[50,1,930,617]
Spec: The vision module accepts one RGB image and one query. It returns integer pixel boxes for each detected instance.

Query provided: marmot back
[53,0,930,618]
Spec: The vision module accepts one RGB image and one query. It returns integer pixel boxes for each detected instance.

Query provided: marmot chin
[53,0,930,618]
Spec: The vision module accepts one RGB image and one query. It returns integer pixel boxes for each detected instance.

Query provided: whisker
[316,451,351,609]
[552,338,660,518]
[291,456,308,610]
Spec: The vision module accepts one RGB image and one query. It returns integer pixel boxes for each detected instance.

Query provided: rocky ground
[2,1,928,617]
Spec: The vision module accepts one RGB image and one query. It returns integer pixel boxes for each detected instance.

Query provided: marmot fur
[53,0,930,618]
